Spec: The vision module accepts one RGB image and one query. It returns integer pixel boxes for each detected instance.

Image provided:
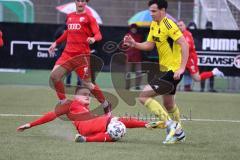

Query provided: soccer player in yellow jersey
[124,0,189,144]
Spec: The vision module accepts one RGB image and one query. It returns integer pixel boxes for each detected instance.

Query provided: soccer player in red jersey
[48,0,111,114]
[177,20,224,83]
[0,30,3,47]
[17,87,147,142]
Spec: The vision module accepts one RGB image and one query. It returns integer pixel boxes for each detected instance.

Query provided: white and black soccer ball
[107,120,126,141]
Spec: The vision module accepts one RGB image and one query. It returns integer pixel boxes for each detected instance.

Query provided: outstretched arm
[17,103,71,132]
[124,35,155,51]
[17,111,58,132]
[48,30,68,57]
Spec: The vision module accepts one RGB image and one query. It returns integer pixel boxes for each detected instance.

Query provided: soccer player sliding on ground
[17,87,147,142]
[48,0,111,114]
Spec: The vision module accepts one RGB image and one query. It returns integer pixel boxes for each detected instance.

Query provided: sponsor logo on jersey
[79,17,85,22]
[68,23,81,30]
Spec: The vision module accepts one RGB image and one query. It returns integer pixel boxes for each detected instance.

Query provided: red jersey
[56,12,102,57]
[66,100,110,136]
[182,29,199,74]
[0,31,3,47]
[182,29,198,61]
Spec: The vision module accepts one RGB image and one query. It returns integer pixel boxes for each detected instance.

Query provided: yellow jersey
[147,17,182,72]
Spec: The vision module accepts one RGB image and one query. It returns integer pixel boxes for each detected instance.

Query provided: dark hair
[129,23,138,29]
[148,0,168,10]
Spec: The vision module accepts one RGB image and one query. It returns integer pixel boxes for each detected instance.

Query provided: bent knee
[50,72,63,82]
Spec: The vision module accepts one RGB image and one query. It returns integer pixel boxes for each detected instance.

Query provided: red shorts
[73,116,111,136]
[186,55,199,75]
[55,52,91,80]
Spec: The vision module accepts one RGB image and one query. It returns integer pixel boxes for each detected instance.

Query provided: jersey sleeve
[55,30,68,44]
[167,19,183,41]
[147,22,154,42]
[89,16,102,41]
[185,32,194,51]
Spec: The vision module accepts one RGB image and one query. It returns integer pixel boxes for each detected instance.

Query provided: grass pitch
[0,70,240,160]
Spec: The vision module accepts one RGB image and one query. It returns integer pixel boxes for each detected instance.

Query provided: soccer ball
[107,120,126,141]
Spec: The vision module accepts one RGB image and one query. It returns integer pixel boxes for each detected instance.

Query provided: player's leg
[192,69,224,82]
[50,54,72,103]
[139,85,183,143]
[118,117,147,128]
[144,71,185,143]
[50,65,68,103]
[190,57,224,81]
[138,84,171,122]
[75,65,111,114]
[74,55,106,104]
[75,132,113,142]
[162,95,185,144]
[163,95,181,123]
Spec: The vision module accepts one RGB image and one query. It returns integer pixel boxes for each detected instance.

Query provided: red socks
[54,81,66,100]
[200,71,213,80]
[119,117,147,128]
[91,84,106,103]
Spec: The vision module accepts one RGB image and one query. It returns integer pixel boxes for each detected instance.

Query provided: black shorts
[149,70,183,95]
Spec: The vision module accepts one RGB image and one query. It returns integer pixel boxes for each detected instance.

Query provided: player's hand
[123,35,136,48]
[173,68,185,80]
[48,42,57,57]
[87,37,95,44]
[17,123,30,132]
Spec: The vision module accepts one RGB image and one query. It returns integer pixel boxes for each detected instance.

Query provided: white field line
[0,114,240,123]
[0,114,42,117]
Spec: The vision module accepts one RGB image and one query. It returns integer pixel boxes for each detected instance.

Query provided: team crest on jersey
[80,17,85,22]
